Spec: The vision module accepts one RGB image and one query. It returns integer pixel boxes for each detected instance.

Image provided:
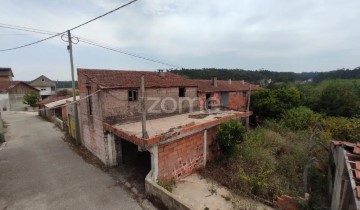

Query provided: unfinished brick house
[77,68,256,183]
[195,77,259,111]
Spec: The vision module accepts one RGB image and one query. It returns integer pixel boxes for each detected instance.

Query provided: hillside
[169,67,360,84]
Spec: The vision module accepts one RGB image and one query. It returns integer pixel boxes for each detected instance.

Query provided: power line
[0,21,183,69]
[0,22,184,69]
[0,25,55,36]
[0,0,138,52]
[0,23,57,36]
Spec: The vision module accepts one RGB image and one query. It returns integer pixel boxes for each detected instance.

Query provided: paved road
[0,112,143,210]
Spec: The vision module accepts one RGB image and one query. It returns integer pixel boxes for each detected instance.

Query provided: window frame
[128,89,138,102]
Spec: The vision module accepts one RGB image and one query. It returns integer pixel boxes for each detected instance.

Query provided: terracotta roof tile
[78,69,197,89]
[0,81,38,93]
[38,95,71,106]
[0,68,14,77]
[194,79,260,92]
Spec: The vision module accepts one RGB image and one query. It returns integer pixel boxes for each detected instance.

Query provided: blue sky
[0,0,360,81]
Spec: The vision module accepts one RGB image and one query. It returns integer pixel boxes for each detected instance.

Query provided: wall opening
[206,93,211,109]
[114,137,151,193]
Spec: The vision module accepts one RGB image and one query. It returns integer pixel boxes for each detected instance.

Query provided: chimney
[211,76,218,87]
[158,70,165,78]
[228,79,232,85]
[241,80,245,85]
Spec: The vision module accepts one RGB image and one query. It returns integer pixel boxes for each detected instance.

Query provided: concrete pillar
[106,133,117,167]
[203,129,207,166]
[148,145,159,181]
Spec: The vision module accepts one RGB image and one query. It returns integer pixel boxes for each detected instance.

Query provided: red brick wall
[198,92,222,109]
[158,132,204,181]
[198,91,248,111]
[157,126,219,181]
[228,91,248,111]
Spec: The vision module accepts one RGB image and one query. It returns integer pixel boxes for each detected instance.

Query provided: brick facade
[157,126,219,181]
[101,87,198,123]
[78,70,199,164]
[77,69,257,183]
[198,91,249,111]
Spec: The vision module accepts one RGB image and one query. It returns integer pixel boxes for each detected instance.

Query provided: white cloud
[0,0,360,80]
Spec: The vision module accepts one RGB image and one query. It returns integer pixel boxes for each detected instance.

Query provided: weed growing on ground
[156,179,175,192]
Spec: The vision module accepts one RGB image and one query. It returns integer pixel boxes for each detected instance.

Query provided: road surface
[0,112,144,210]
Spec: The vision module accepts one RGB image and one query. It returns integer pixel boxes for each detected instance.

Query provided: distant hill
[55,81,78,89]
[169,67,360,84]
[42,67,360,87]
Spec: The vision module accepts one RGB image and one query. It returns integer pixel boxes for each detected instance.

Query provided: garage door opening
[113,137,151,193]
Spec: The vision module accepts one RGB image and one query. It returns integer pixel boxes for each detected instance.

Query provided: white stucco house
[29,75,56,99]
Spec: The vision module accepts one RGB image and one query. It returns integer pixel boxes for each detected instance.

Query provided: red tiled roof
[38,95,71,106]
[0,68,14,77]
[194,79,260,92]
[0,81,38,93]
[78,69,198,89]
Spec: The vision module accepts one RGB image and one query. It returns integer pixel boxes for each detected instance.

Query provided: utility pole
[141,75,149,139]
[67,30,81,145]
[245,87,252,130]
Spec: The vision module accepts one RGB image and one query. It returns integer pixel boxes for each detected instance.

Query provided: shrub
[322,116,360,142]
[280,107,323,131]
[217,119,246,155]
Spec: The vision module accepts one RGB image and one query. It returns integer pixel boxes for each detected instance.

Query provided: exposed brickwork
[156,126,221,181]
[228,91,248,111]
[198,91,249,111]
[158,132,204,181]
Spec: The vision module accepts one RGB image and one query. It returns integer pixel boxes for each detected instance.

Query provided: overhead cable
[0,0,138,52]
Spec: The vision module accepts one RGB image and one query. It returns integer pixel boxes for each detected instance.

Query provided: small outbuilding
[0,81,39,111]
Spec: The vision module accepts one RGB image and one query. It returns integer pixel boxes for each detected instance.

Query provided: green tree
[217,119,246,155]
[297,83,321,110]
[23,91,40,107]
[319,81,360,117]
[251,87,301,119]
